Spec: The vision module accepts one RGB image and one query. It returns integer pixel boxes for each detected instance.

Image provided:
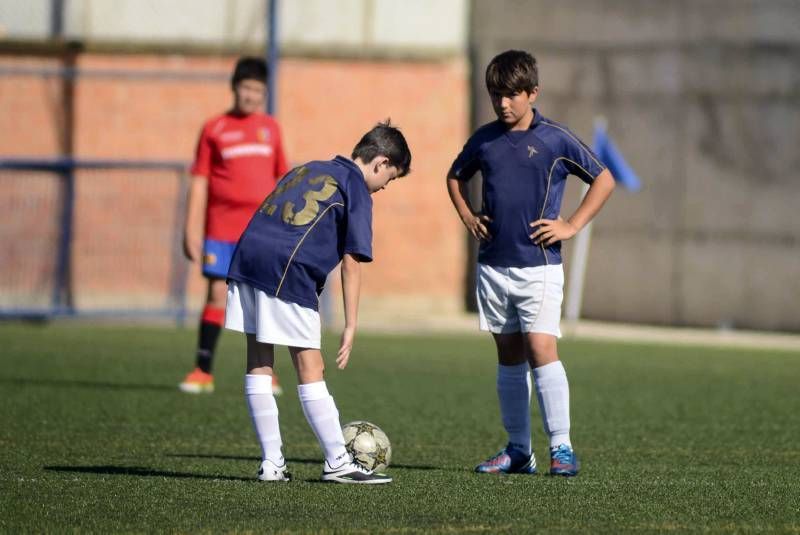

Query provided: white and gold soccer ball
[341,420,392,472]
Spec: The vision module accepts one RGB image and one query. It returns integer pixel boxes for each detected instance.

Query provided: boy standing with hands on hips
[447,50,615,477]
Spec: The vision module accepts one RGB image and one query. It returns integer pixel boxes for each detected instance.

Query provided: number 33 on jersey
[259,166,340,226]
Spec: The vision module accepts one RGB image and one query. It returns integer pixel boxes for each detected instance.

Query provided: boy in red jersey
[180,57,288,394]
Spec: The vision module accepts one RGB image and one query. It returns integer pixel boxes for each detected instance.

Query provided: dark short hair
[485,50,538,95]
[231,57,268,88]
[351,120,412,177]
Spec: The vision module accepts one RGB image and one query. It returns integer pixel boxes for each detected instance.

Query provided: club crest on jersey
[258,128,271,142]
[527,145,538,158]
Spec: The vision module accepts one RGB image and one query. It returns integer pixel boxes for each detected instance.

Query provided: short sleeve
[561,129,606,185]
[343,174,373,263]
[448,133,482,182]
[190,124,212,178]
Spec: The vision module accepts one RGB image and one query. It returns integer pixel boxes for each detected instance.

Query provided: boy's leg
[290,346,391,484]
[245,335,288,481]
[178,278,226,393]
[197,278,228,373]
[493,333,533,456]
[512,263,576,475]
[474,264,535,474]
[474,332,536,474]
[527,334,570,448]
[527,333,578,476]
[290,347,350,468]
[237,281,283,394]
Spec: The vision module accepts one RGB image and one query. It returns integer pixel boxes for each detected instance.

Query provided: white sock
[244,374,284,465]
[497,362,532,455]
[298,381,350,468]
[533,360,572,449]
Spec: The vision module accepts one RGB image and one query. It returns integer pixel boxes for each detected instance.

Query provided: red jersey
[191,111,289,241]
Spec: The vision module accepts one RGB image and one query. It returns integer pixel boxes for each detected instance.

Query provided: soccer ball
[342,420,392,472]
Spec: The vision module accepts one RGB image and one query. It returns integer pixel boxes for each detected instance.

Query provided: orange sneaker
[272,373,283,396]
[179,368,214,394]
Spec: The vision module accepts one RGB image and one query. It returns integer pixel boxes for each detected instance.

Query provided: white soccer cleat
[321,459,392,484]
[257,459,291,482]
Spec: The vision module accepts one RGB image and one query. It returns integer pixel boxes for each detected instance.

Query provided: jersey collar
[530,108,544,129]
[334,155,363,177]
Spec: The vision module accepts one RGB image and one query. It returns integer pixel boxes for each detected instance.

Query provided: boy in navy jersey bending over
[225,122,411,484]
[447,50,615,477]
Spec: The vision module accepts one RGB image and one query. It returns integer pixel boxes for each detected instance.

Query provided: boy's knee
[498,352,527,366]
[297,364,325,384]
[292,349,326,383]
[493,332,526,364]
[206,279,228,307]
[526,334,558,365]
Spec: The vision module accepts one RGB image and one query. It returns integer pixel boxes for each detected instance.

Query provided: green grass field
[1,323,799,533]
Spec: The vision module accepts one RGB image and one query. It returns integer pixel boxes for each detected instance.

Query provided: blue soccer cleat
[549,444,580,477]
[475,445,537,474]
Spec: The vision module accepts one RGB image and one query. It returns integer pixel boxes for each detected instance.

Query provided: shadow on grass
[290,457,442,471]
[43,465,251,482]
[167,452,258,462]
[166,452,441,471]
[1,377,174,391]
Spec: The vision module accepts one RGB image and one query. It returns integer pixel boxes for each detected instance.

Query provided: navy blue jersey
[449,109,606,268]
[227,156,372,310]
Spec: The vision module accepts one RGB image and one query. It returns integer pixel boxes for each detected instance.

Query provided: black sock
[196,322,222,373]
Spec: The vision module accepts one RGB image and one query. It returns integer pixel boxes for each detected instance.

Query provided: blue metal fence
[0,158,190,323]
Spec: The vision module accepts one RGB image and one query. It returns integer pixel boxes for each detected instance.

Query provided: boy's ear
[529,86,539,103]
[371,155,390,173]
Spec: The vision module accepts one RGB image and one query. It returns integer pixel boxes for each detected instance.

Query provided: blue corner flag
[593,120,641,192]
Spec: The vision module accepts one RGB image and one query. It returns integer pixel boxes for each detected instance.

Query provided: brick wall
[0,52,470,318]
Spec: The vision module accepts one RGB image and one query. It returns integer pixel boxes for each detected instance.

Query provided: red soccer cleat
[179,368,215,394]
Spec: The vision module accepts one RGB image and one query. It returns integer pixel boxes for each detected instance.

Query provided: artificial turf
[1,323,798,533]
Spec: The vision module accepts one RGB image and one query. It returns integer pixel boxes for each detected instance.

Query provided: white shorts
[476,263,564,337]
[224,281,321,349]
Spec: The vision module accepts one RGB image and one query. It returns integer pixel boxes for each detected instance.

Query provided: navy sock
[196,321,221,373]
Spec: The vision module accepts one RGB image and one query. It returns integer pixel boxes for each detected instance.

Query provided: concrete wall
[470,0,800,331]
[0,0,468,54]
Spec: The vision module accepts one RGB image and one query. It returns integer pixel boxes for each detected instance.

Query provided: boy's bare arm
[336,253,361,369]
[530,169,616,246]
[183,175,208,261]
[446,175,492,241]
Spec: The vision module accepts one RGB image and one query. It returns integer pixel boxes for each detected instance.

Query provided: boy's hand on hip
[461,213,492,241]
[336,326,355,369]
[529,217,577,246]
